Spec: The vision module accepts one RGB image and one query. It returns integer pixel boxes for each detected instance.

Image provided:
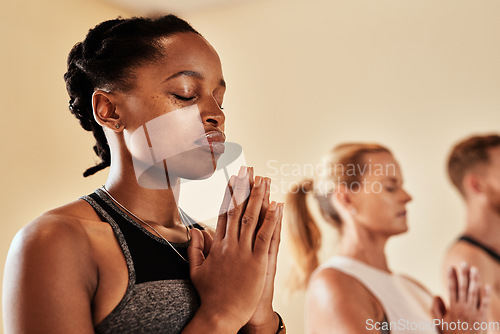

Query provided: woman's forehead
[157,33,220,65]
[130,33,224,87]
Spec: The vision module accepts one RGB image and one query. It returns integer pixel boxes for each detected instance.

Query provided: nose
[402,188,412,203]
[200,97,225,129]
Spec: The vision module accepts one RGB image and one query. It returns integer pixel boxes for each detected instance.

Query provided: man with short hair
[444,134,500,326]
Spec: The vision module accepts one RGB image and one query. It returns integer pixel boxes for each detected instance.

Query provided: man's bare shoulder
[443,239,500,284]
[445,240,491,267]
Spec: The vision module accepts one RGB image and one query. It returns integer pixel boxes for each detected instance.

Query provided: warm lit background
[2,0,500,333]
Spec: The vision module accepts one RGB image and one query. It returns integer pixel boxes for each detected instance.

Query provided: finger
[252,178,270,246]
[215,175,236,240]
[478,285,491,316]
[248,166,254,189]
[188,229,206,274]
[467,266,479,308]
[448,266,459,305]
[253,201,280,257]
[239,176,266,248]
[231,166,251,210]
[237,167,254,231]
[201,230,213,258]
[258,178,271,232]
[226,167,251,241]
[267,203,283,276]
[458,262,470,304]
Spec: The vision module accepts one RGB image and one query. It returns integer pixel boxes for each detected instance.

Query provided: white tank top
[317,256,438,334]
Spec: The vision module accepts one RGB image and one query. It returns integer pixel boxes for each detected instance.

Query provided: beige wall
[2,0,500,333]
[0,0,130,332]
[187,1,500,332]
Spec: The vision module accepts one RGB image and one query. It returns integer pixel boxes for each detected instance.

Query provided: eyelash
[173,94,224,110]
[173,94,195,101]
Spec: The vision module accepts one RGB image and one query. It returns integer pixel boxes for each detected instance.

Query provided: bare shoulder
[308,267,382,313]
[306,267,384,333]
[13,199,101,252]
[444,240,490,270]
[6,199,101,283]
[3,199,101,333]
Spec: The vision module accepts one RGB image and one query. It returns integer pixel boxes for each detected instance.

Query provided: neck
[464,200,500,254]
[337,221,390,272]
[105,146,182,228]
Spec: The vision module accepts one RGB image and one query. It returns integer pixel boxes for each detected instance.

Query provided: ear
[92,90,122,132]
[331,184,354,211]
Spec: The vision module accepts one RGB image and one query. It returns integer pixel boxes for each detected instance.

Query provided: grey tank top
[82,189,203,334]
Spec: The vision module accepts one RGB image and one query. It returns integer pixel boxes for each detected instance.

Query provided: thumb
[188,228,206,275]
[432,296,446,320]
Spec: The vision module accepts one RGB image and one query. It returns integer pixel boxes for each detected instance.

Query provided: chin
[134,153,219,189]
[398,225,409,235]
[394,222,409,235]
[167,148,221,180]
[383,219,408,236]
[179,166,217,180]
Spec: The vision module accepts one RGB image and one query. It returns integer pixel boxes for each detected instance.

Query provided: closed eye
[173,94,195,101]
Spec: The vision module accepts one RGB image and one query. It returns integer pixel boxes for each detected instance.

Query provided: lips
[194,131,226,155]
[396,210,407,217]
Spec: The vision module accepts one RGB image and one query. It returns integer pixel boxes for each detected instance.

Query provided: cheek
[358,193,395,220]
[485,181,500,200]
[144,104,206,156]
[124,104,215,187]
[121,96,158,131]
[123,94,182,131]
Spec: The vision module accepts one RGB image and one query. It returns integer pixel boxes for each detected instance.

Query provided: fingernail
[486,284,492,293]
[269,201,277,211]
[470,266,478,275]
[254,176,262,187]
[460,261,468,268]
[238,166,247,178]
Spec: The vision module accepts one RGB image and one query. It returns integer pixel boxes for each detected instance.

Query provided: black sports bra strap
[458,235,500,264]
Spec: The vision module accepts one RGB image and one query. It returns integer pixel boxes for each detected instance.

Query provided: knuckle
[257,232,270,244]
[249,188,260,197]
[265,211,277,221]
[241,215,254,226]
[227,207,240,218]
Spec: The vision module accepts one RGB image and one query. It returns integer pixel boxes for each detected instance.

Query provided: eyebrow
[165,70,226,87]
[384,177,398,183]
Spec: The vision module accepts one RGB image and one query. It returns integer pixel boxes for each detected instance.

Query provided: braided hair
[64,15,199,177]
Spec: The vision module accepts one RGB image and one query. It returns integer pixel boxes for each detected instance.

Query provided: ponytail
[286,178,321,289]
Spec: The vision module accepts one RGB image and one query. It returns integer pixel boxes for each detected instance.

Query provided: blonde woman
[287,143,490,334]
